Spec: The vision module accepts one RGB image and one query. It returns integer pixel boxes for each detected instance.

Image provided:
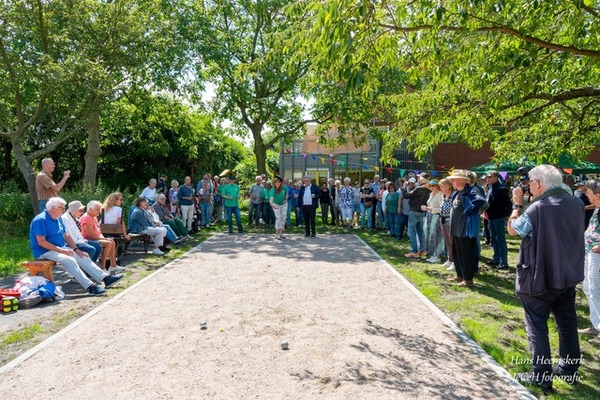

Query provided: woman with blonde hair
[102,192,130,242]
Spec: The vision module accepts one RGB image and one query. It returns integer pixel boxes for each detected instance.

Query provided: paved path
[0,234,531,399]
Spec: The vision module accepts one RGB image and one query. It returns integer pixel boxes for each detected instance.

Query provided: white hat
[408,177,417,183]
[68,200,85,213]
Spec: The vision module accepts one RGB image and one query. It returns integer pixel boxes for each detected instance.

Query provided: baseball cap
[408,177,417,183]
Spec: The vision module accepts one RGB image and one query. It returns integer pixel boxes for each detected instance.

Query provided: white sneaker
[152,248,165,255]
[442,260,451,267]
[108,265,126,273]
[446,262,455,271]
[426,256,441,263]
[185,235,193,240]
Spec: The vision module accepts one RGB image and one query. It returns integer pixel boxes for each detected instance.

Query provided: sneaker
[426,256,441,263]
[159,246,171,253]
[404,252,420,258]
[418,251,427,257]
[88,284,106,296]
[578,326,599,335]
[552,366,580,385]
[446,262,456,271]
[103,274,124,289]
[442,260,451,267]
[108,265,126,273]
[494,263,509,270]
[185,235,194,240]
[152,248,165,255]
[486,260,500,266]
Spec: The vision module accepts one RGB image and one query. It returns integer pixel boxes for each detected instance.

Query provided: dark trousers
[330,202,338,224]
[262,203,273,226]
[398,214,409,240]
[518,287,581,385]
[320,203,330,224]
[452,236,478,281]
[248,202,261,225]
[302,205,316,236]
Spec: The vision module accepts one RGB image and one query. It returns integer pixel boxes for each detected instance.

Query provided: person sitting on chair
[130,197,170,255]
[80,201,125,273]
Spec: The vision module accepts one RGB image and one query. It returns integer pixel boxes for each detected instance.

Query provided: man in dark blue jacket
[298,176,320,237]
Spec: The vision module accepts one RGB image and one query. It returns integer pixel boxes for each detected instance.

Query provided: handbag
[364,200,373,208]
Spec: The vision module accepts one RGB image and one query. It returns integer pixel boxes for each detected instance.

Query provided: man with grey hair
[35,158,70,211]
[29,197,123,296]
[508,165,584,392]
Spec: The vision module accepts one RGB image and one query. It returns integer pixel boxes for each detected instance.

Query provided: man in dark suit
[298,176,320,237]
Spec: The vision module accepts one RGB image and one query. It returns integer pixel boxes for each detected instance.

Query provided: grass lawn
[2,212,599,398]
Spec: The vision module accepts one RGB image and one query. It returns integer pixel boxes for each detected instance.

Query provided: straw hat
[448,170,470,180]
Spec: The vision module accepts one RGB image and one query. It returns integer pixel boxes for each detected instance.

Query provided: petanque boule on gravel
[281,340,289,350]
[200,321,207,330]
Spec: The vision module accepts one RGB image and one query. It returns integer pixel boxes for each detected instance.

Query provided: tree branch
[378,19,600,59]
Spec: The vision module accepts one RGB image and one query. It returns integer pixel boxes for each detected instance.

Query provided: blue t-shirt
[29,211,67,259]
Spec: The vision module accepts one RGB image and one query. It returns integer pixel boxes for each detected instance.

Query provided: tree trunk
[1,139,13,186]
[252,129,268,175]
[12,140,38,212]
[83,107,101,190]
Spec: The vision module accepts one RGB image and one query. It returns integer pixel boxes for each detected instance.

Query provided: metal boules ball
[281,340,289,350]
[200,321,207,330]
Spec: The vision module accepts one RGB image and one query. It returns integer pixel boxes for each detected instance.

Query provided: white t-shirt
[103,206,122,224]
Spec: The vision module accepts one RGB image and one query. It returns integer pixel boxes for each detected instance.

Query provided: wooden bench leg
[21,261,56,282]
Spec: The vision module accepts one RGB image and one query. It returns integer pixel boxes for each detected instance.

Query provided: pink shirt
[79,213,101,240]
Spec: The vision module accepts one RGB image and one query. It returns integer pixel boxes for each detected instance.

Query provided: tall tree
[0,1,188,210]
[184,0,314,175]
[286,0,600,163]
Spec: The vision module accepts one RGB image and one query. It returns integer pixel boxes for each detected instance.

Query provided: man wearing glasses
[508,165,584,392]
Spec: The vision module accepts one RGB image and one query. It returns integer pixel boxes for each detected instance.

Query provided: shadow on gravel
[291,319,509,399]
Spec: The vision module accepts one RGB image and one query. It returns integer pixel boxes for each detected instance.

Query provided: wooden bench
[100,223,150,256]
[21,260,56,282]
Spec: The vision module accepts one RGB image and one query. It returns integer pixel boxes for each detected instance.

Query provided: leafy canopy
[285,0,600,164]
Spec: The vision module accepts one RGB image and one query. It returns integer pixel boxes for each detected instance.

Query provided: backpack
[213,194,223,206]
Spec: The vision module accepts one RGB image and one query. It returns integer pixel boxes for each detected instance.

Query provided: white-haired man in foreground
[29,197,124,296]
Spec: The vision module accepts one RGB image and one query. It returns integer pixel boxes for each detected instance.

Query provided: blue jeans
[377,201,385,229]
[398,213,409,240]
[77,241,102,263]
[408,210,426,253]
[200,202,211,227]
[38,200,47,212]
[249,202,261,225]
[262,203,273,226]
[225,206,243,232]
[360,203,373,228]
[387,213,400,238]
[489,218,508,264]
[286,198,296,226]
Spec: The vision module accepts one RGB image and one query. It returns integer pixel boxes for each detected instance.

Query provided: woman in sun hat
[447,170,486,287]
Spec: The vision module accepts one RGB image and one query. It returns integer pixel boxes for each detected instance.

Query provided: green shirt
[272,185,287,205]
[261,188,273,203]
[221,183,240,207]
[386,192,400,214]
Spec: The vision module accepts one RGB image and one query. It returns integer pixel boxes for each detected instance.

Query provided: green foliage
[184,0,309,174]
[0,237,30,277]
[286,0,600,164]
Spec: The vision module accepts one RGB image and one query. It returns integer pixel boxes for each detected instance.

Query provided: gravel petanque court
[0,234,524,399]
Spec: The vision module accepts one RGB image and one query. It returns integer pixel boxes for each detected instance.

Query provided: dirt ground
[0,234,526,399]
